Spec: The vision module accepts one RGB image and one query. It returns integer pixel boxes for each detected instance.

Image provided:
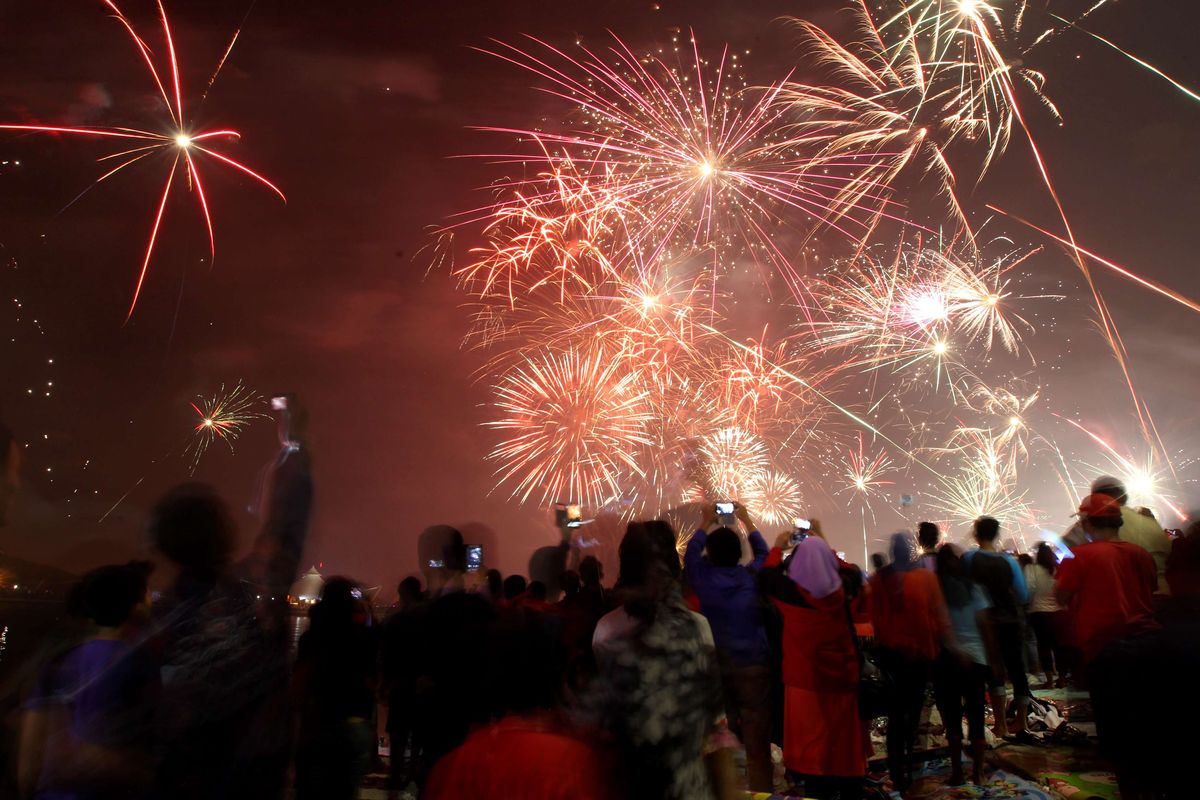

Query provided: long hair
[936,544,973,609]
[1035,542,1057,576]
[617,520,681,623]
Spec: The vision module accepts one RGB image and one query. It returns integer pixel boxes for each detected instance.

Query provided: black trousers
[932,654,988,742]
[876,648,931,787]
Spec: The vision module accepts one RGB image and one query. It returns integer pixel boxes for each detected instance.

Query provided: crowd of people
[5,420,1200,800]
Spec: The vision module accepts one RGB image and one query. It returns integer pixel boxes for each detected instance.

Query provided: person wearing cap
[1087,476,1171,594]
[1055,493,1159,665]
[1056,493,1161,799]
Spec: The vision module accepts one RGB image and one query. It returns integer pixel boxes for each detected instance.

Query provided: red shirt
[425,715,614,800]
[869,567,947,662]
[1056,539,1159,663]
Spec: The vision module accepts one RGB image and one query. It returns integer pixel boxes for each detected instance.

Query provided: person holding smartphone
[682,502,773,793]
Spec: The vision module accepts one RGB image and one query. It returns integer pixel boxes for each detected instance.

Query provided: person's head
[870,552,886,572]
[579,555,603,587]
[973,516,1001,548]
[617,520,681,621]
[935,543,972,608]
[1078,493,1123,540]
[705,527,741,568]
[503,574,527,601]
[67,561,152,629]
[528,581,547,601]
[1017,552,1033,568]
[917,521,940,552]
[310,576,364,627]
[485,568,503,599]
[1035,542,1058,575]
[398,575,423,607]
[1090,476,1128,506]
[147,483,236,585]
[559,570,581,599]
[442,527,467,573]
[888,531,918,570]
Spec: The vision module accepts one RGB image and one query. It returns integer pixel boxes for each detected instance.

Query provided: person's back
[424,716,614,800]
[1056,538,1157,662]
[19,563,159,800]
[869,558,945,661]
[1118,506,1170,593]
[683,520,769,667]
[963,548,1026,623]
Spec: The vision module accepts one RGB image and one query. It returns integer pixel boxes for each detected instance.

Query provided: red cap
[1078,492,1122,519]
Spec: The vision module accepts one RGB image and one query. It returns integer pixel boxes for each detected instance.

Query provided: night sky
[2,0,1199,591]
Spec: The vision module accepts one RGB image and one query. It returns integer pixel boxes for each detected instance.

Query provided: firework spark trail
[0,0,284,320]
[186,382,267,473]
[468,32,911,299]
[1055,414,1188,520]
[486,346,656,509]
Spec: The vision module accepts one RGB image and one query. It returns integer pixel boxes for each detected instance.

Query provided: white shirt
[1024,563,1062,613]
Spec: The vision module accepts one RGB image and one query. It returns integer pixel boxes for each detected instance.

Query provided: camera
[465,544,483,572]
[427,559,444,569]
[715,501,735,516]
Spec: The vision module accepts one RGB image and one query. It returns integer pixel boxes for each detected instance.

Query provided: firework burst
[486,346,655,509]
[744,471,804,528]
[187,382,266,472]
[694,426,769,502]
[0,0,284,320]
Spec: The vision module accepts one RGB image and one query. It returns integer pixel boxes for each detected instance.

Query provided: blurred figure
[1025,543,1067,687]
[18,562,158,799]
[761,535,867,800]
[382,576,427,794]
[683,503,772,792]
[1089,476,1171,593]
[293,578,378,800]
[1058,494,1160,799]
[869,553,886,573]
[917,521,940,570]
[483,569,504,603]
[148,404,312,800]
[577,556,610,621]
[503,575,528,603]
[589,520,724,800]
[932,545,989,786]
[411,579,497,786]
[559,570,581,602]
[424,602,613,799]
[869,532,948,794]
[963,516,1031,738]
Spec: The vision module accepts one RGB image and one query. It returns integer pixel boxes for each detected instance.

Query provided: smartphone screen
[715,502,735,516]
[465,545,483,572]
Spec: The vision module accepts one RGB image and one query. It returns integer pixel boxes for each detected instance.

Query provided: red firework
[0,0,284,320]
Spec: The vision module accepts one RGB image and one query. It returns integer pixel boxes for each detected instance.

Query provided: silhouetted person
[293,578,378,800]
[425,597,612,799]
[148,404,312,800]
[382,577,427,793]
[18,562,159,799]
[559,570,581,602]
[484,569,504,603]
[412,556,497,787]
[917,521,940,569]
[502,574,527,603]
[1025,543,1067,687]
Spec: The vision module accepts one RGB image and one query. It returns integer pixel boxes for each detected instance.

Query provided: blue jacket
[684,529,770,666]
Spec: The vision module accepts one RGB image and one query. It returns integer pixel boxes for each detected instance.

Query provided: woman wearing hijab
[760,536,867,799]
[869,532,950,795]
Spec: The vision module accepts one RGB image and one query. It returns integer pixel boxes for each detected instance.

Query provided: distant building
[290,565,324,605]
